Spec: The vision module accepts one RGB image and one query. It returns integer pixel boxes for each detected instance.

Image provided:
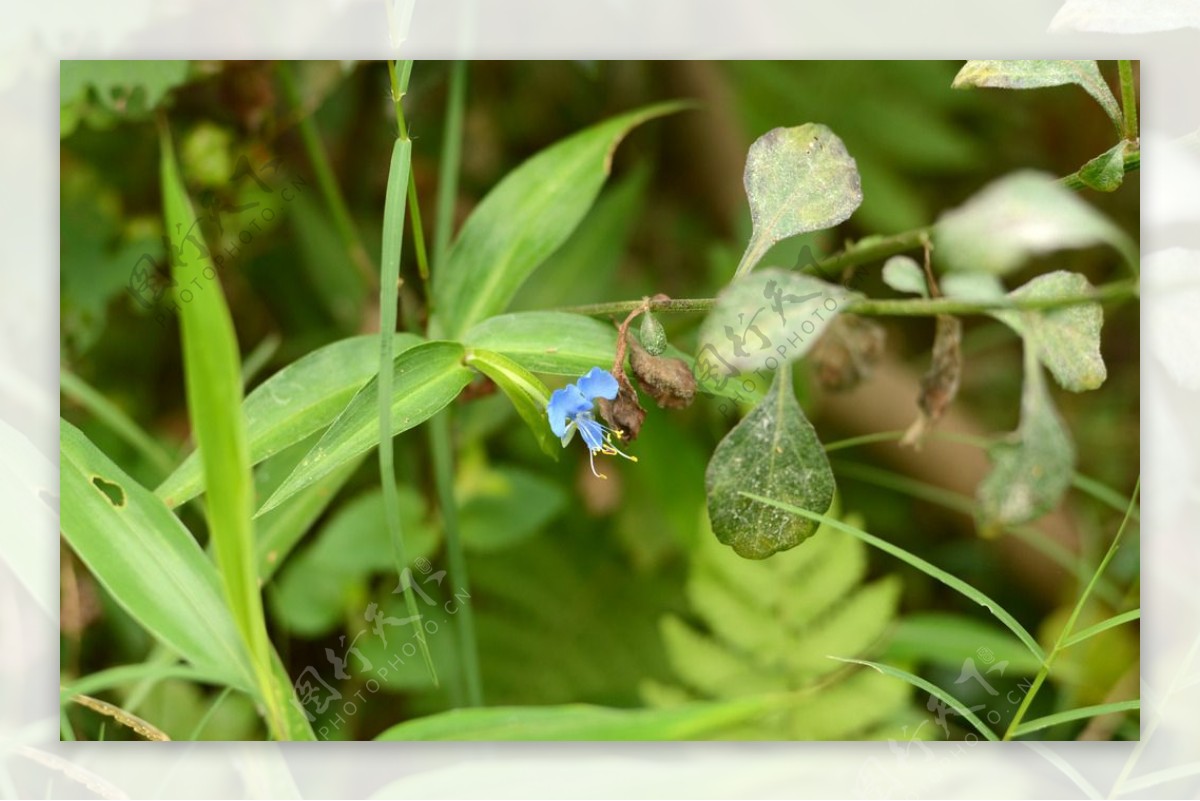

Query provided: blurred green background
[60,61,1139,741]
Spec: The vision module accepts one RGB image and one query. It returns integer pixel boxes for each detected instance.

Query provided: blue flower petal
[547,384,590,438]
[577,367,619,402]
[575,414,607,452]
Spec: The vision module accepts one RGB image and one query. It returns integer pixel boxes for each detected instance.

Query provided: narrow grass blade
[832,657,999,741]
[159,123,311,740]
[60,369,175,476]
[68,694,170,741]
[378,135,438,684]
[60,662,225,703]
[742,490,1045,663]
[1012,700,1139,738]
[1061,608,1140,649]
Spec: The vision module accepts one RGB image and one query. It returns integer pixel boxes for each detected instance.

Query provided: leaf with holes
[60,420,254,693]
[705,365,835,559]
[736,124,863,276]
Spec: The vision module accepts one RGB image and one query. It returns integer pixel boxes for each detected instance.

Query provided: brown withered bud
[628,335,696,409]
[596,371,646,442]
[809,314,887,392]
[902,314,963,449]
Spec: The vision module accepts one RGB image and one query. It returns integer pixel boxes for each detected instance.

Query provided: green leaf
[465,349,559,459]
[1078,141,1129,192]
[881,255,928,297]
[695,268,847,395]
[159,123,310,740]
[60,421,253,693]
[993,270,1107,392]
[432,102,688,338]
[951,60,1122,132]
[257,341,473,515]
[1012,700,1139,738]
[883,612,1044,675]
[833,657,1000,741]
[735,124,863,276]
[463,311,617,377]
[1061,608,1140,649]
[705,365,835,559]
[934,170,1136,276]
[156,333,423,508]
[374,697,777,741]
[740,490,1046,663]
[459,466,567,553]
[977,350,1076,530]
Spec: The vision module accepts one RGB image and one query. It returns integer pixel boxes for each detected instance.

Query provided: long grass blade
[742,490,1045,663]
[158,120,312,740]
[379,130,438,684]
[1012,700,1139,738]
[60,369,175,477]
[831,657,999,741]
[1061,608,1140,649]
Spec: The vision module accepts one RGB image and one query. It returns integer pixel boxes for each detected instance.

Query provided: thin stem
[392,58,482,706]
[428,410,484,706]
[810,228,931,280]
[1002,478,1140,740]
[387,60,431,292]
[60,369,176,477]
[277,62,377,290]
[1118,61,1139,143]
[433,61,467,274]
[558,278,1138,319]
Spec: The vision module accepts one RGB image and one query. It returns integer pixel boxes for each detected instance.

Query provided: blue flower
[546,367,637,478]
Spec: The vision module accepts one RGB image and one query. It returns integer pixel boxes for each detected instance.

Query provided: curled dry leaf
[902,314,963,449]
[809,314,887,392]
[629,334,697,410]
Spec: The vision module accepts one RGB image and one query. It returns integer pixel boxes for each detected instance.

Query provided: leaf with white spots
[993,271,1107,392]
[736,124,863,277]
[952,60,1122,132]
[977,349,1076,531]
[705,365,835,559]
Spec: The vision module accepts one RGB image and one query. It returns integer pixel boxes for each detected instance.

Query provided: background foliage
[60,60,1139,741]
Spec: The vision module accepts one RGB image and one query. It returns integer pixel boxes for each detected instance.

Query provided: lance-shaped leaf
[992,270,1107,392]
[695,268,847,395]
[257,341,473,515]
[705,365,835,559]
[977,348,1076,531]
[952,60,1123,132]
[735,124,863,277]
[465,348,559,460]
[934,170,1136,276]
[156,333,422,508]
[433,102,688,338]
[60,420,255,693]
